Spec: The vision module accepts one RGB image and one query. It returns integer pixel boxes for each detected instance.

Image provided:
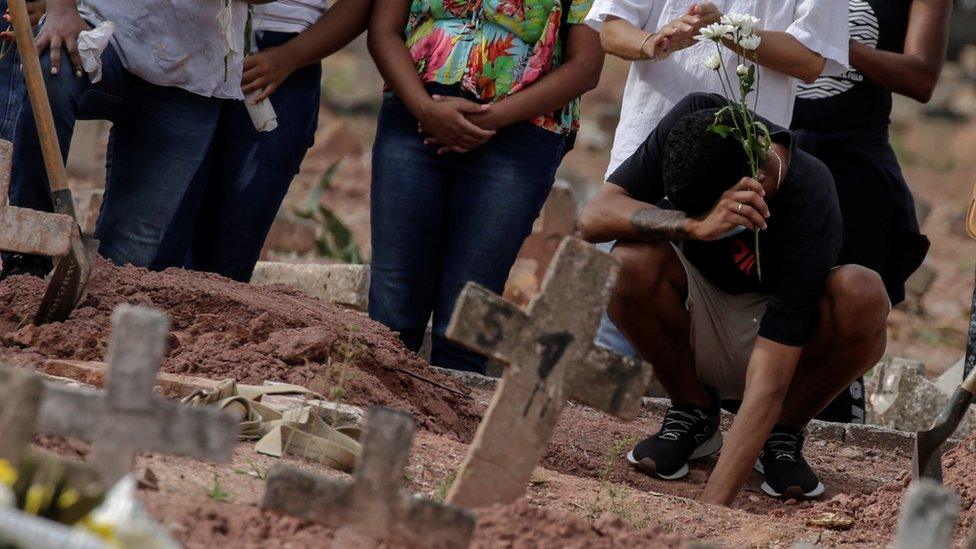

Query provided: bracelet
[638,32,657,59]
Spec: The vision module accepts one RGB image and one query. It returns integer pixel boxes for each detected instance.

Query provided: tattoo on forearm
[630,208,690,241]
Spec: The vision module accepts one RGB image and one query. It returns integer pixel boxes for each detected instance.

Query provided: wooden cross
[34,304,239,484]
[262,406,475,549]
[445,237,653,508]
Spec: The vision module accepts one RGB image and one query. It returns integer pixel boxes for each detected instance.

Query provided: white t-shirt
[254,0,328,34]
[78,0,248,100]
[585,0,850,178]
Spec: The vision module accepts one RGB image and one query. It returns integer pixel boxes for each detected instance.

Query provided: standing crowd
[0,0,954,506]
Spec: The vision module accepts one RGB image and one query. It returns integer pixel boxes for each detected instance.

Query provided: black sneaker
[755,426,825,499]
[626,404,722,480]
[0,253,51,282]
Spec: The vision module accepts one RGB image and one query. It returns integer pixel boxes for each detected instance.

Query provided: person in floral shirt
[368,0,604,373]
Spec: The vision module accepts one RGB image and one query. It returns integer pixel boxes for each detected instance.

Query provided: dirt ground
[1,260,967,548]
[4,43,974,549]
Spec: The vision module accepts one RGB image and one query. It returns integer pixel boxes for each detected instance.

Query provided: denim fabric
[152,31,322,282]
[369,87,565,373]
[7,42,223,268]
[0,0,25,141]
[592,240,640,357]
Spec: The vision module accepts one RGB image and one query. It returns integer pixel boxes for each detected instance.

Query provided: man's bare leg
[608,240,713,408]
[777,265,890,428]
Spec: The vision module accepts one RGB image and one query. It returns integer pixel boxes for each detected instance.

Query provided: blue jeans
[369,87,566,373]
[152,31,322,282]
[0,0,26,141]
[8,42,224,268]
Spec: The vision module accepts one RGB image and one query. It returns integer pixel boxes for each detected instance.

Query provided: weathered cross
[0,366,100,489]
[445,237,653,508]
[893,479,960,549]
[0,367,44,465]
[262,406,475,549]
[34,304,239,484]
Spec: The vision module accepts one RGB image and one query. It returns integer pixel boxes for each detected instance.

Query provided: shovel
[8,0,95,324]
[912,275,976,482]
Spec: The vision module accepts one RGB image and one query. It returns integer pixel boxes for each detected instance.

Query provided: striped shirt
[254,0,328,33]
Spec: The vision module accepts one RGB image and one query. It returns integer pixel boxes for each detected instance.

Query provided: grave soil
[0,260,965,547]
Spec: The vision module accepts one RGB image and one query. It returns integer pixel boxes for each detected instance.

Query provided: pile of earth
[0,259,480,440]
[789,428,976,545]
[142,496,684,548]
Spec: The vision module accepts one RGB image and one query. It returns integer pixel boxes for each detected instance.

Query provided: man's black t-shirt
[608,93,843,347]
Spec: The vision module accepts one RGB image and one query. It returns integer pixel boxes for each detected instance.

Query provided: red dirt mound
[792,429,976,545]
[144,496,684,549]
[0,259,480,440]
[473,499,682,548]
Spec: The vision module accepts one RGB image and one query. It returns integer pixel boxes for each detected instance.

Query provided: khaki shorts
[673,245,768,400]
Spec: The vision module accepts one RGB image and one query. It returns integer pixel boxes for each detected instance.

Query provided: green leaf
[708,124,733,138]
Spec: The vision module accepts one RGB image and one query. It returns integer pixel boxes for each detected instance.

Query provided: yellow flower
[0,460,18,487]
[57,488,81,509]
[81,516,118,543]
[24,484,53,515]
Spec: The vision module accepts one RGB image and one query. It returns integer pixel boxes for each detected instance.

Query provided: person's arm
[243,0,372,102]
[849,0,951,103]
[579,177,768,243]
[600,3,719,61]
[32,0,88,76]
[729,30,826,84]
[461,25,604,132]
[701,339,802,506]
[367,0,495,151]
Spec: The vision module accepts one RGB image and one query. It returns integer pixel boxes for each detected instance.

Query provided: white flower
[703,53,722,71]
[695,23,735,42]
[721,13,761,36]
[736,63,748,76]
[738,34,763,51]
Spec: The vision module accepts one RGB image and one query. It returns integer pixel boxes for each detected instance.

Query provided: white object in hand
[246,91,279,132]
[77,21,115,84]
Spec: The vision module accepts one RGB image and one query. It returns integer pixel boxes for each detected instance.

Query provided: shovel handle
[963,362,976,394]
[8,0,71,195]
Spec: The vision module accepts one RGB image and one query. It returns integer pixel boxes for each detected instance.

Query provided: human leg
[751,266,889,499]
[2,43,126,276]
[429,121,563,373]
[0,0,25,141]
[607,240,713,407]
[609,240,728,479]
[778,265,890,428]
[187,38,322,281]
[95,78,221,267]
[368,94,451,352]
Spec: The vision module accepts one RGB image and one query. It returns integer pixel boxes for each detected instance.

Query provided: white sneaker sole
[627,430,723,481]
[754,461,826,499]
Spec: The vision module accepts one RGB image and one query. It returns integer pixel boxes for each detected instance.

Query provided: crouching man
[579,92,890,505]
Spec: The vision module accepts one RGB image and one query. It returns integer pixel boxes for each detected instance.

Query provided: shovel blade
[33,236,95,325]
[913,430,944,483]
[912,386,975,483]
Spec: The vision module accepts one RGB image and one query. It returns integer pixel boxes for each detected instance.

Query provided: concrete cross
[262,406,475,549]
[35,304,239,484]
[0,367,43,466]
[893,479,960,549]
[445,237,653,508]
[0,366,101,489]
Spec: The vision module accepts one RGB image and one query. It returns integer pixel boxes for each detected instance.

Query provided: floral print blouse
[405,0,593,135]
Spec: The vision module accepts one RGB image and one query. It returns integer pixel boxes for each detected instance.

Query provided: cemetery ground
[14,52,976,548]
[1,257,975,548]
